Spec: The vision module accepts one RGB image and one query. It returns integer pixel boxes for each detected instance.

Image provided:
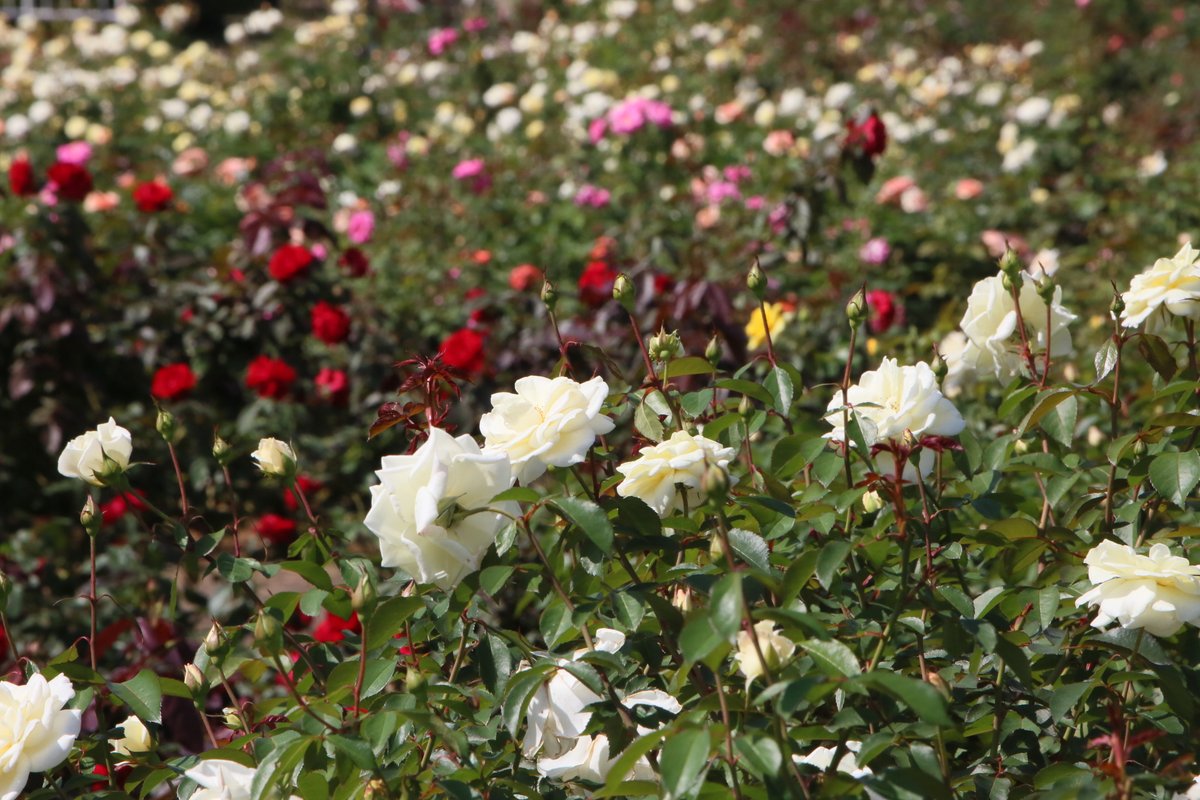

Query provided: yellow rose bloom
[745,302,791,350]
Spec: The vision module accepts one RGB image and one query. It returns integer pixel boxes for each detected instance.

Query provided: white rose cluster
[0,673,82,800]
[953,272,1075,380]
[1075,540,1200,637]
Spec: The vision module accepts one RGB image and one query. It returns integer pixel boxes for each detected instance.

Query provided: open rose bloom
[1120,243,1200,329]
[0,673,82,800]
[1075,540,1200,637]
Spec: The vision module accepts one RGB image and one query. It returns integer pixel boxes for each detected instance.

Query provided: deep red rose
[101,491,147,526]
[47,161,94,201]
[339,247,370,277]
[866,289,902,333]
[653,273,675,295]
[268,244,313,283]
[8,158,36,197]
[578,260,617,307]
[256,513,298,545]
[284,475,323,512]
[151,362,197,400]
[311,301,351,344]
[313,612,359,644]
[845,112,887,159]
[315,367,349,404]
[132,179,174,212]
[245,355,297,399]
[439,328,486,375]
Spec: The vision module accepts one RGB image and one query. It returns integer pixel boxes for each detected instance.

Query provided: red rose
[315,367,349,404]
[866,289,902,333]
[47,161,94,201]
[845,112,887,159]
[508,263,543,291]
[339,247,370,277]
[439,327,486,374]
[8,157,36,197]
[284,475,322,512]
[101,491,147,526]
[577,260,617,307]
[310,301,351,344]
[245,355,297,399]
[132,179,174,213]
[151,362,197,400]
[256,513,297,545]
[313,612,360,644]
[268,244,313,283]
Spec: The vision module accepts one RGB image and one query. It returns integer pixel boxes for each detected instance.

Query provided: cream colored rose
[480,376,615,484]
[615,430,736,517]
[1075,540,1200,637]
[956,273,1075,379]
[57,417,132,485]
[364,428,517,591]
[111,715,151,757]
[734,620,795,686]
[0,673,82,800]
[251,437,296,478]
[794,740,873,779]
[1120,243,1200,329]
[184,759,255,800]
[823,358,964,480]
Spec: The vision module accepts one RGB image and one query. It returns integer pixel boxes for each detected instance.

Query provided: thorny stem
[1103,329,1125,529]
[352,616,370,718]
[711,669,745,800]
[167,439,190,522]
[547,307,575,378]
[220,464,242,557]
[626,309,660,387]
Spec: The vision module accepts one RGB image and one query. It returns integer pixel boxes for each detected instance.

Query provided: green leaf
[597,729,670,796]
[110,669,162,724]
[1039,393,1077,446]
[550,497,614,554]
[800,638,861,678]
[328,658,396,700]
[492,486,541,504]
[330,734,377,770]
[664,356,716,379]
[1137,333,1177,382]
[680,574,742,664]
[1094,339,1119,382]
[660,728,711,800]
[856,672,952,726]
[365,596,424,651]
[612,590,646,631]
[765,366,794,415]
[733,734,783,779]
[937,586,975,619]
[727,528,771,573]
[280,560,333,591]
[503,666,551,737]
[477,633,512,696]
[634,398,665,442]
[214,553,256,583]
[1148,450,1200,507]
[1047,680,1092,720]
[1037,586,1059,630]
[1017,389,1077,437]
[983,518,1038,540]
[815,540,851,590]
[540,602,574,649]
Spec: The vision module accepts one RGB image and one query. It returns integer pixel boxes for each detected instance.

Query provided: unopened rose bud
[701,464,729,501]
[222,707,242,730]
[251,437,297,479]
[183,663,206,694]
[254,612,282,655]
[709,535,726,561]
[1001,270,1022,293]
[540,279,558,312]
[861,489,885,514]
[846,287,868,329]
[931,353,948,382]
[1132,438,1147,456]
[156,408,178,443]
[705,335,722,367]
[80,497,100,536]
[1035,277,1056,304]
[747,262,766,300]
[1109,292,1125,319]
[405,666,425,691]
[1013,439,1030,454]
[647,327,682,362]
[203,623,224,655]
[212,433,232,465]
[671,585,693,614]
[613,273,636,313]
[352,573,377,613]
[364,780,388,799]
[926,670,951,700]
[999,247,1022,279]
[738,395,753,419]
[97,453,127,484]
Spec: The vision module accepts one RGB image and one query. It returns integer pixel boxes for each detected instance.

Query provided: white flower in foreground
[794,740,873,779]
[1172,775,1200,800]
[57,417,132,485]
[184,759,255,800]
[734,620,796,686]
[365,428,517,591]
[615,430,736,517]
[1120,243,1200,329]
[524,629,625,760]
[480,375,615,484]
[955,272,1076,380]
[251,437,296,478]
[0,673,82,800]
[1075,540,1200,637]
[823,358,964,480]
[111,715,152,757]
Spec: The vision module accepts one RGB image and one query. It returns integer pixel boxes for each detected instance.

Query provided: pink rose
[954,178,985,200]
[347,210,375,245]
[55,141,92,166]
[875,175,916,205]
[859,237,891,265]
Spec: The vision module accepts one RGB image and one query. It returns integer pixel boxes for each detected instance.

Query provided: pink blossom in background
[723,165,751,184]
[311,243,328,260]
[588,118,609,144]
[705,181,741,204]
[876,175,916,205]
[347,210,375,244]
[763,130,795,156]
[427,27,459,55]
[768,203,790,234]
[981,229,1029,259]
[574,184,612,208]
[899,187,928,213]
[604,97,674,136]
[860,237,891,265]
[452,158,491,193]
[55,141,92,165]
[744,195,766,211]
[387,132,410,169]
[955,178,985,200]
[463,16,488,32]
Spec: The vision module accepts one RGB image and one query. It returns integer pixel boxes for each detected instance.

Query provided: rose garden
[2,2,1200,799]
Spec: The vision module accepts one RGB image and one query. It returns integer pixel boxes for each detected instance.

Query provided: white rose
[524,629,625,760]
[957,273,1076,380]
[537,690,681,782]
[252,437,296,478]
[1075,540,1200,637]
[1120,243,1200,329]
[615,431,735,517]
[482,82,517,108]
[734,620,796,686]
[57,417,133,485]
[0,673,82,800]
[794,740,873,779]
[823,358,964,480]
[111,715,151,757]
[184,759,255,800]
[364,428,517,591]
[480,376,615,484]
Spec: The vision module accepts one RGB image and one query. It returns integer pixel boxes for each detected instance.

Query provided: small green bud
[80,497,100,537]
[1132,438,1147,456]
[738,394,754,418]
[1035,277,1057,304]
[254,612,283,655]
[704,334,722,367]
[351,572,377,613]
[156,408,178,443]
[846,287,868,329]
[203,623,224,656]
[701,464,730,501]
[747,262,767,300]
[931,352,948,382]
[222,707,242,730]
[647,327,682,362]
[999,247,1023,278]
[1001,271,1022,293]
[405,667,426,691]
[613,273,636,313]
[861,489,885,514]
[212,433,232,465]
[540,279,558,312]
[1110,292,1126,319]
[183,663,206,695]
[97,454,127,485]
